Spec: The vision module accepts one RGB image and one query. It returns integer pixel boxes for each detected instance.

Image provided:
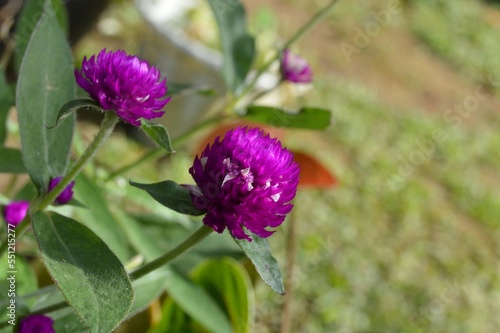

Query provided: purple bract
[75,49,171,126]
[48,177,75,205]
[19,315,55,333]
[187,127,300,241]
[281,49,313,83]
[2,201,29,226]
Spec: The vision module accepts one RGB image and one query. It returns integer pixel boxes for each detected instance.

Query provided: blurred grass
[82,0,500,332]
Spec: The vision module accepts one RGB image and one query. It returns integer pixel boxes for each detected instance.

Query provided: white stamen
[200,157,208,169]
[136,94,150,102]
[222,173,237,187]
[270,193,281,202]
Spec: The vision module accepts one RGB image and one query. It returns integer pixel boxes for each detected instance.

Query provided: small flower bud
[2,201,29,226]
[281,49,313,83]
[19,315,55,333]
[48,176,75,205]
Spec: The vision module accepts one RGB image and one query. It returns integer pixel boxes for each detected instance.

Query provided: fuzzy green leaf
[234,233,285,294]
[14,0,69,73]
[130,180,205,216]
[16,1,75,192]
[49,99,102,128]
[140,122,175,153]
[0,148,26,173]
[32,212,134,333]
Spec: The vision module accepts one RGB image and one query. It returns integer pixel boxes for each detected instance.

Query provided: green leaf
[0,148,26,173]
[14,0,69,73]
[140,122,175,153]
[73,173,131,262]
[243,106,331,130]
[234,233,285,294]
[16,0,76,192]
[0,70,13,146]
[130,180,205,216]
[159,271,234,333]
[191,258,255,333]
[207,0,255,93]
[49,99,102,128]
[32,212,134,333]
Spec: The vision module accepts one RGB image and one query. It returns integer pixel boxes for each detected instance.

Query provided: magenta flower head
[187,127,300,241]
[75,49,171,126]
[48,177,75,205]
[280,49,313,83]
[19,314,55,333]
[2,201,29,226]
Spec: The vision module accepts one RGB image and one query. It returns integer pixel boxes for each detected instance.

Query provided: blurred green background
[26,0,500,331]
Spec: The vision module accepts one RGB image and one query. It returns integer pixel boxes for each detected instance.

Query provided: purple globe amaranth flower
[48,177,75,205]
[187,127,300,241]
[75,49,171,126]
[281,49,313,83]
[2,201,29,226]
[19,314,55,333]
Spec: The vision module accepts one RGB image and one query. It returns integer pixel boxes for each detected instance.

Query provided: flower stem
[0,225,212,326]
[234,0,341,104]
[106,114,230,181]
[33,112,119,212]
[130,225,213,280]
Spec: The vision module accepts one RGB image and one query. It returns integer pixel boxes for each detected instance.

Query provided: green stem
[0,226,212,327]
[282,0,340,50]
[130,225,212,280]
[106,114,230,181]
[34,112,119,212]
[0,113,119,259]
[233,0,341,105]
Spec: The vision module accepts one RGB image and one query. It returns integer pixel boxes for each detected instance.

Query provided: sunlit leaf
[150,270,234,333]
[191,258,255,333]
[243,106,331,130]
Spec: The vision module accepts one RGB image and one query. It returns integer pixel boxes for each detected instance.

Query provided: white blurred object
[135,0,225,138]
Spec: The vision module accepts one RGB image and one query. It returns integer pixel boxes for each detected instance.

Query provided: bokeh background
[3,0,500,332]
